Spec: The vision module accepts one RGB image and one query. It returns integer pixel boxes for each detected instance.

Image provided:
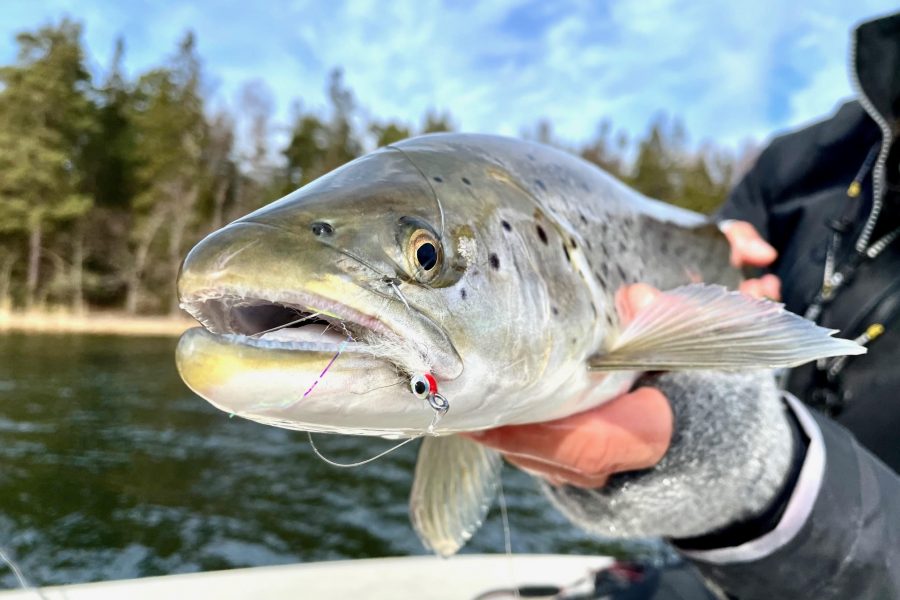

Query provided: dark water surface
[0,333,654,588]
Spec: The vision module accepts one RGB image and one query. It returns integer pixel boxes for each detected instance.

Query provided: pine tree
[371,121,411,147]
[0,19,95,308]
[127,32,207,314]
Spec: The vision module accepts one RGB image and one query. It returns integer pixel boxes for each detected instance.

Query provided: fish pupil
[417,243,438,270]
[311,222,334,236]
[414,381,427,395]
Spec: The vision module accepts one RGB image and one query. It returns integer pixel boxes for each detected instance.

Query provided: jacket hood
[855,12,900,128]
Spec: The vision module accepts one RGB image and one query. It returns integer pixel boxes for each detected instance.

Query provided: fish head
[176,137,606,436]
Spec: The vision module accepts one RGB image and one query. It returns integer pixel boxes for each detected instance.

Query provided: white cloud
[2,0,898,154]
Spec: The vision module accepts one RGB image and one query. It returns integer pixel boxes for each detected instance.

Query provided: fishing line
[307,433,421,468]
[497,475,520,600]
[307,403,446,469]
[251,311,323,337]
[0,546,47,600]
[239,334,352,415]
[388,145,445,240]
[388,281,411,310]
[300,336,351,400]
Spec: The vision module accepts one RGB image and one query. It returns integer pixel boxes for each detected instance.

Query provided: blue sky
[2,1,897,154]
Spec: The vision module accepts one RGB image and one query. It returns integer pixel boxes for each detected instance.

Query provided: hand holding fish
[465,284,673,488]
[468,282,802,540]
[721,220,782,300]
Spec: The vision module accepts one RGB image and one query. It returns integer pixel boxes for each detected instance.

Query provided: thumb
[615,283,662,325]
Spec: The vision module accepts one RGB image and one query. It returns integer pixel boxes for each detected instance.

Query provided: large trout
[175,134,861,556]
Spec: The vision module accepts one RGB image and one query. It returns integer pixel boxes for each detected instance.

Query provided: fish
[175,133,863,557]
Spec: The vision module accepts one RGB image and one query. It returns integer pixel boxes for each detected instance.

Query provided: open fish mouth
[179,288,396,354]
[175,287,433,436]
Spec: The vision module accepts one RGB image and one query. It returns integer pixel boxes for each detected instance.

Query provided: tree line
[0,19,750,315]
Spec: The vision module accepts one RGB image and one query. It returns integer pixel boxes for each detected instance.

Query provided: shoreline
[0,310,193,337]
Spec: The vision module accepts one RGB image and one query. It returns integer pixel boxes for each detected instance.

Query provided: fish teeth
[259,324,347,344]
[222,333,363,353]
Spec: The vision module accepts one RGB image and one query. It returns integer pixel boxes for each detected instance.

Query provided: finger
[503,453,610,488]
[759,274,782,301]
[468,387,672,477]
[739,275,782,300]
[739,278,765,299]
[615,283,662,325]
[721,220,777,268]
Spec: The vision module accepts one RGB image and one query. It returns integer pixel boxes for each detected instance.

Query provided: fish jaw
[175,327,437,436]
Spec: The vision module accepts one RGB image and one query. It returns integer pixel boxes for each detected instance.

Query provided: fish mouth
[176,286,425,435]
[180,288,390,354]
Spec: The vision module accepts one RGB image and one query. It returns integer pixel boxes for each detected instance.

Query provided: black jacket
[720,17,900,472]
[695,12,900,599]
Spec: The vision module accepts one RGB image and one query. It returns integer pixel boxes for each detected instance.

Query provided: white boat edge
[0,554,615,599]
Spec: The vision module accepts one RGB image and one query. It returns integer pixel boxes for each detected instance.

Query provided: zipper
[848,27,894,252]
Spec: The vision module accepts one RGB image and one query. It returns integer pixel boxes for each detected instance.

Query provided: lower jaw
[174,327,430,433]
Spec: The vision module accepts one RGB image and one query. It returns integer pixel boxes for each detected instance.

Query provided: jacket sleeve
[681,396,900,599]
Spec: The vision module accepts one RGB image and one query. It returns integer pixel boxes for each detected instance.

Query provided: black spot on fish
[460,288,467,300]
[489,253,500,270]
[617,239,628,253]
[600,263,610,278]
[551,306,559,316]
[570,237,577,249]
[527,153,535,161]
[586,240,593,250]
[432,176,443,183]
[579,213,588,225]
[311,222,334,236]
[605,313,615,326]
[562,242,571,262]
[616,264,628,282]
[461,177,471,185]
[501,220,512,232]
[536,225,548,245]
[535,179,546,191]
[595,271,607,286]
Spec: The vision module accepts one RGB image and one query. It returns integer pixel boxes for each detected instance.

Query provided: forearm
[543,371,795,538]
[682,398,900,600]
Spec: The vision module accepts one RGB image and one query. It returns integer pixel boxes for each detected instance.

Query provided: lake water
[0,333,659,589]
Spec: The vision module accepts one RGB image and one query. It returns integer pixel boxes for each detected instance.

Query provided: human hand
[720,220,781,300]
[465,284,673,488]
[465,283,796,540]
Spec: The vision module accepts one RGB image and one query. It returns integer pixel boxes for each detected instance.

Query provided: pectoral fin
[589,283,865,370]
[409,435,502,557]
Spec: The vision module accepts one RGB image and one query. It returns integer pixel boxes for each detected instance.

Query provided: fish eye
[407,229,442,282]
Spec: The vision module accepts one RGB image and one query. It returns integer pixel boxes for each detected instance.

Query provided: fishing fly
[409,372,449,415]
[306,373,450,468]
[306,362,450,467]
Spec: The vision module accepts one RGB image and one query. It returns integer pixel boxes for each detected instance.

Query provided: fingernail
[750,240,774,254]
